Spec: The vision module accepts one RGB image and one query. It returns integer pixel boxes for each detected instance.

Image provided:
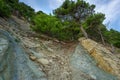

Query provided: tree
[83,13,106,45]
[53,0,96,38]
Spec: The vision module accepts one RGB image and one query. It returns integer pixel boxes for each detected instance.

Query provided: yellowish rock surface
[79,38,120,77]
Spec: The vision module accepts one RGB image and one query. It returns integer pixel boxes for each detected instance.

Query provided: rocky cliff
[0,16,120,80]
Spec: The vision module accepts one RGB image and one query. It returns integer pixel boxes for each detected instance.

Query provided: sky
[19,0,120,31]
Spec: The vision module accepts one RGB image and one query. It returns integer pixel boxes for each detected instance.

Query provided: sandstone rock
[47,47,53,52]
[79,38,120,78]
[35,37,38,40]
[29,55,36,61]
[60,41,66,45]
[53,38,59,43]
[37,58,49,65]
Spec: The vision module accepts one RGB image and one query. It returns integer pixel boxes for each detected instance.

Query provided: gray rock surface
[0,30,47,80]
[70,45,118,80]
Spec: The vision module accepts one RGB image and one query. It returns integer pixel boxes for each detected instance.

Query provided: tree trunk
[80,26,88,39]
[98,28,105,45]
[111,44,115,53]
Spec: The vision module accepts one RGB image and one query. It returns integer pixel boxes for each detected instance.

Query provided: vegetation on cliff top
[0,0,34,19]
[0,0,120,48]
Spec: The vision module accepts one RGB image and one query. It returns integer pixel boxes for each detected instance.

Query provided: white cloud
[48,0,78,10]
[98,0,120,21]
[85,0,120,30]
[48,0,65,10]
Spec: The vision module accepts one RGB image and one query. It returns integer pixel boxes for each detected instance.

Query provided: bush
[0,0,11,17]
[31,12,81,41]
[103,29,120,48]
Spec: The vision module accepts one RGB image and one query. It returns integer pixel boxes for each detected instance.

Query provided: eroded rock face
[0,30,47,80]
[79,38,120,79]
[0,37,8,61]
[70,45,118,80]
[0,16,119,80]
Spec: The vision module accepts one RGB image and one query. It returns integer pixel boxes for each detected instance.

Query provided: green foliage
[17,2,35,20]
[83,13,105,28]
[4,0,19,9]
[82,13,105,40]
[54,0,95,22]
[0,0,35,19]
[0,0,11,17]
[53,0,98,39]
[84,14,120,48]
[103,29,120,48]
[31,12,80,40]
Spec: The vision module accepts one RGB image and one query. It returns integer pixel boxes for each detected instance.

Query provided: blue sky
[19,0,120,31]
